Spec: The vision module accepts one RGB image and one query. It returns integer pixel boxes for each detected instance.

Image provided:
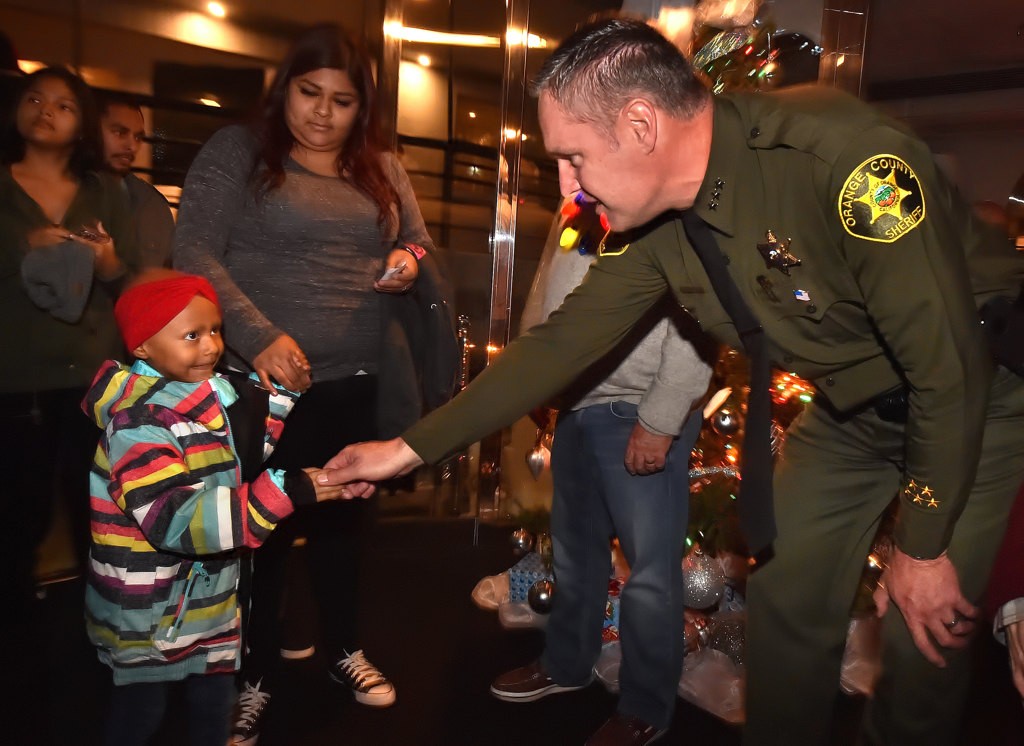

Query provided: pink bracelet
[400,243,427,260]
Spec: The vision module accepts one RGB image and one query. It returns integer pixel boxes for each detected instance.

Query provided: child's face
[134,296,224,383]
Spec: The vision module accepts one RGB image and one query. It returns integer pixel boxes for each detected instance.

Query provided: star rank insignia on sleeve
[837,154,926,243]
[903,478,938,508]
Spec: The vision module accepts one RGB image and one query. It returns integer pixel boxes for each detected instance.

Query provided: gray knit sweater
[173,125,435,382]
[520,218,712,436]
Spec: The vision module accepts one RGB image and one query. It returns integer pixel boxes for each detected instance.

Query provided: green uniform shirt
[405,86,1023,560]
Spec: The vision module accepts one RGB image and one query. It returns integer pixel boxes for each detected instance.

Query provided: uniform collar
[691,96,747,238]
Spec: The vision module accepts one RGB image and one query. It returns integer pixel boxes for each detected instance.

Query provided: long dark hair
[1,66,102,179]
[253,23,398,226]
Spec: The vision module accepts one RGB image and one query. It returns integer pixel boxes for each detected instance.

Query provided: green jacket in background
[0,167,138,392]
[404,86,1024,561]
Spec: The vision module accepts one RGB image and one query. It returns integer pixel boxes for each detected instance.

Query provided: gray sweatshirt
[173,125,435,382]
[519,216,712,436]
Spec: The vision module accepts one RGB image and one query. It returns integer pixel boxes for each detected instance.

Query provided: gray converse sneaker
[328,649,396,707]
[230,679,271,746]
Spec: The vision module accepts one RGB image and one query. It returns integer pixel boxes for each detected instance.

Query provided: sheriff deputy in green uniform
[318,18,1024,746]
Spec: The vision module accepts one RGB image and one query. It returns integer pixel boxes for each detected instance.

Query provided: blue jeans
[541,401,699,729]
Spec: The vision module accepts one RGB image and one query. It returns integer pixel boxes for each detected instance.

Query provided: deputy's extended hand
[317,438,423,499]
[873,548,977,667]
[624,422,673,475]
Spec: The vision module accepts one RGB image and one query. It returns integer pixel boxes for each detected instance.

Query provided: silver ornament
[708,611,746,666]
[683,546,726,609]
[510,528,535,556]
[527,578,555,614]
[525,443,550,479]
[770,419,786,456]
[711,407,741,437]
[688,465,740,479]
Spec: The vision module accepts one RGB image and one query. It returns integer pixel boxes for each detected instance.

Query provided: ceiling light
[468,111,477,119]
[384,22,548,49]
[207,2,226,18]
[506,28,548,48]
[417,54,431,67]
[199,97,222,108]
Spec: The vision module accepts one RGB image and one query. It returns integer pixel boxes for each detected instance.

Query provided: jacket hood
[82,359,227,431]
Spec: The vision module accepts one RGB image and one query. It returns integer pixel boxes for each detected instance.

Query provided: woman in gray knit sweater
[174,24,441,743]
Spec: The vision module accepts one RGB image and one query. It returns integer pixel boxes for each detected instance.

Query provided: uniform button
[825,376,835,387]
[749,127,761,138]
[722,255,731,265]
[806,304,817,314]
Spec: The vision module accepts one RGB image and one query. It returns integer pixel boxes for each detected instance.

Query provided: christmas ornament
[711,407,741,437]
[770,419,786,456]
[696,0,761,29]
[702,386,732,419]
[683,545,726,609]
[525,443,550,480]
[510,528,535,556]
[688,465,740,479]
[683,610,711,653]
[692,28,749,69]
[708,611,746,666]
[528,578,555,614]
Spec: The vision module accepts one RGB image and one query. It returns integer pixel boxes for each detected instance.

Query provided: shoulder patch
[837,154,925,243]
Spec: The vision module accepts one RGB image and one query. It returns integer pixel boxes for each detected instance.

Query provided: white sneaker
[230,679,271,745]
[328,649,396,707]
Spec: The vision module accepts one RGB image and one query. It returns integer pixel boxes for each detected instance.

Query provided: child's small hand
[302,467,350,502]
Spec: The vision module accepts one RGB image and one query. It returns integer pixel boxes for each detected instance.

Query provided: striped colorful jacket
[82,359,304,684]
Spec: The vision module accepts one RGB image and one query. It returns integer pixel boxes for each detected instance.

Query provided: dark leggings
[0,388,97,742]
[103,673,235,746]
[241,375,379,685]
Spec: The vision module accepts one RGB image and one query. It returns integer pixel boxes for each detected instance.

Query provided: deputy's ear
[623,98,657,154]
[133,343,151,360]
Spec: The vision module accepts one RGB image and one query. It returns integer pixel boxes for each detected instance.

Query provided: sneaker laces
[235,680,270,729]
[336,649,388,688]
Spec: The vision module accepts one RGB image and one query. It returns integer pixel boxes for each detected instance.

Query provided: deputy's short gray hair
[532,17,709,131]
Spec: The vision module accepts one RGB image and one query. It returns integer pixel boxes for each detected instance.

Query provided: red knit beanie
[115,271,221,351]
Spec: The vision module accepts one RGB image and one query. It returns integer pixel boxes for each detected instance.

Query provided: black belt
[869,385,909,423]
[819,385,909,425]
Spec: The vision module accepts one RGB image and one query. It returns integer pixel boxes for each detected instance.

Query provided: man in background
[98,96,174,268]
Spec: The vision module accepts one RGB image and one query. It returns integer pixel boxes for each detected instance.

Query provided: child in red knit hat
[82,269,345,746]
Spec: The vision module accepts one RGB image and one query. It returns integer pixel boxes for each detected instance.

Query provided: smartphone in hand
[378,261,407,282]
